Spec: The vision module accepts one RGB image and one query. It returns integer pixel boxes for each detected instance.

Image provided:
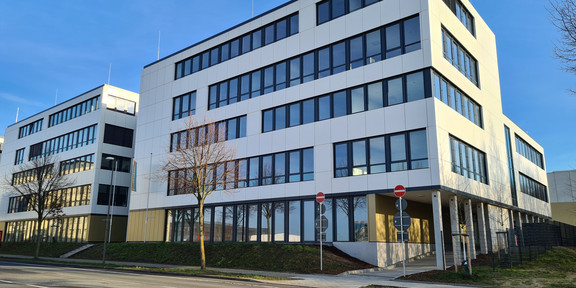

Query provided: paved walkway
[0,253,481,288]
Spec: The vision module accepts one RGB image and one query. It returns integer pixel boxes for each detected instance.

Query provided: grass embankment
[0,242,373,275]
[72,242,372,274]
[0,242,86,258]
[398,246,576,288]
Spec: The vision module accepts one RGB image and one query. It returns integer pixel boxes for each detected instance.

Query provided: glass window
[332,41,346,74]
[240,75,250,101]
[261,203,272,242]
[318,47,331,78]
[263,110,273,132]
[264,66,275,93]
[247,205,258,241]
[239,116,247,138]
[349,0,362,11]
[210,48,219,66]
[318,95,331,121]
[369,136,386,173]
[227,118,238,140]
[352,140,367,175]
[289,58,301,86]
[229,78,238,104]
[252,29,262,49]
[353,196,368,241]
[302,53,315,82]
[224,206,234,241]
[335,143,349,177]
[248,157,259,187]
[289,14,299,36]
[289,102,301,127]
[390,134,407,171]
[192,56,200,73]
[409,130,428,169]
[289,150,301,182]
[367,82,383,110]
[332,0,346,19]
[274,202,286,242]
[303,201,315,241]
[251,71,261,97]
[201,51,210,69]
[275,153,286,184]
[366,30,382,63]
[265,24,275,45]
[385,23,401,58]
[275,106,286,130]
[276,19,287,40]
[406,71,425,101]
[351,87,365,113]
[302,148,314,180]
[230,39,240,58]
[214,206,223,242]
[403,17,421,52]
[349,36,364,69]
[335,198,349,241]
[302,99,315,124]
[288,201,301,242]
[333,91,347,117]
[317,1,330,25]
[387,77,403,105]
[262,155,273,185]
[221,43,230,61]
[275,62,287,90]
[241,34,251,54]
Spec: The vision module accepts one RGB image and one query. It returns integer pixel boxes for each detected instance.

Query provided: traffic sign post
[316,192,325,271]
[394,185,408,277]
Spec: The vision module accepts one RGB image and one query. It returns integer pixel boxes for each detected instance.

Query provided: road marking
[26,285,50,288]
[0,280,14,284]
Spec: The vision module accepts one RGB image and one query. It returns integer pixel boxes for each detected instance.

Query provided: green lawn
[400,247,576,288]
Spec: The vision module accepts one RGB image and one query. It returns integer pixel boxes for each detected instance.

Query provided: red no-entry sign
[316,192,325,203]
[394,185,406,198]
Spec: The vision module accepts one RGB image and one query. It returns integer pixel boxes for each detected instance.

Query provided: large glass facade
[167,148,313,196]
[449,135,488,184]
[4,216,88,243]
[442,28,478,86]
[175,14,299,80]
[263,70,429,133]
[433,72,482,127]
[209,15,421,110]
[29,125,98,160]
[515,135,544,169]
[167,195,367,244]
[334,130,428,178]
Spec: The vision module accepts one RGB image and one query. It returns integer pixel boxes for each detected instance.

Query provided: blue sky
[0,0,574,172]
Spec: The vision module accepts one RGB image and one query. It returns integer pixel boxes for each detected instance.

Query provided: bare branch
[159,116,238,269]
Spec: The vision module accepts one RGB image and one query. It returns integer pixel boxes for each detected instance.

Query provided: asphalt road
[0,261,306,288]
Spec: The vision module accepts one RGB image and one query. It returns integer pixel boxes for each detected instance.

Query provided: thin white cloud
[0,92,45,107]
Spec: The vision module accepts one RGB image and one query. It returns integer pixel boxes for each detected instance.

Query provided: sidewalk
[0,253,481,288]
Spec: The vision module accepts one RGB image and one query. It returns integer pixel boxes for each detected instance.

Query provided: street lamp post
[102,156,117,264]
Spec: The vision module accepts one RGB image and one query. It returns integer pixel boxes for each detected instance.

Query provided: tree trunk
[199,201,206,270]
[35,216,42,259]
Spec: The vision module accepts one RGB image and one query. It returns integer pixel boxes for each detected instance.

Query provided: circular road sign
[394,185,406,198]
[316,192,325,203]
[395,198,408,211]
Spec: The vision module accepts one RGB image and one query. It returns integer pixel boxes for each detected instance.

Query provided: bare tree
[550,0,576,91]
[3,155,74,258]
[162,117,237,270]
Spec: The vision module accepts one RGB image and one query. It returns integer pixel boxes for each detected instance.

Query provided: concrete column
[449,195,461,264]
[464,199,476,259]
[431,191,445,270]
[476,202,488,254]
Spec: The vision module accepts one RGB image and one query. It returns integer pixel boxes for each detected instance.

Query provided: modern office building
[547,170,576,226]
[0,84,139,243]
[127,0,550,268]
